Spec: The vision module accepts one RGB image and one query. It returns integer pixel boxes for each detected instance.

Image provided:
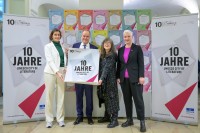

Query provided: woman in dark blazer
[98,37,119,128]
[117,30,146,132]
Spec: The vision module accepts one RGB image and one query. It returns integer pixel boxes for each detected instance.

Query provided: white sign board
[65,48,99,85]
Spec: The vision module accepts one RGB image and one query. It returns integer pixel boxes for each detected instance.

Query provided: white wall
[29,0,78,16]
[79,0,123,10]
[30,0,122,17]
[6,0,27,15]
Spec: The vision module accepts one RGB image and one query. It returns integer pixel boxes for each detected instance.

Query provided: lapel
[89,43,93,49]
[78,42,81,48]
[127,43,135,63]
[51,42,60,56]
[120,46,125,63]
[51,42,58,53]
[89,43,91,49]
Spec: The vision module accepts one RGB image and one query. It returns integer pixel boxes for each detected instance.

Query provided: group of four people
[44,29,146,132]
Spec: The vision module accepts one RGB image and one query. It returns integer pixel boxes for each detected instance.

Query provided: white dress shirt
[80,43,89,49]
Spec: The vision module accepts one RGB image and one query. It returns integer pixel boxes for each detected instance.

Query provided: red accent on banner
[131,23,136,30]
[86,23,93,30]
[101,23,107,30]
[145,43,151,50]
[58,22,63,30]
[18,84,45,118]
[165,82,197,120]
[146,22,151,29]
[73,23,77,30]
[145,63,151,71]
[116,21,122,29]
[87,74,98,82]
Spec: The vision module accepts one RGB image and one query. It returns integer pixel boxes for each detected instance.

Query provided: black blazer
[117,43,144,83]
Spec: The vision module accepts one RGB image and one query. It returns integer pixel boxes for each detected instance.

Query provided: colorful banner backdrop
[136,9,151,30]
[132,30,137,44]
[49,9,152,93]
[49,10,64,30]
[108,10,122,30]
[3,14,49,124]
[92,30,108,48]
[108,30,123,49]
[63,30,77,48]
[151,14,198,125]
[122,10,136,30]
[136,30,151,51]
[64,10,78,31]
[143,50,152,92]
[65,48,99,85]
[93,10,108,30]
[78,10,93,30]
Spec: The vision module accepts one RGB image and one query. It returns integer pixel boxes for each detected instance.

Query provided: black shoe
[140,120,146,132]
[73,117,83,125]
[88,117,94,125]
[98,117,110,123]
[121,118,134,127]
[107,120,119,128]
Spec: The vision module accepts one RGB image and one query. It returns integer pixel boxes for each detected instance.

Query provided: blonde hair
[123,30,133,36]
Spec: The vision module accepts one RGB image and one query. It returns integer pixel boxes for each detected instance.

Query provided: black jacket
[117,43,144,83]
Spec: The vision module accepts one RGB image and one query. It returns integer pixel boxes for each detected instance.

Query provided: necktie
[83,45,86,49]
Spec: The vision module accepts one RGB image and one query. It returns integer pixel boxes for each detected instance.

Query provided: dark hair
[100,37,116,59]
[49,28,62,41]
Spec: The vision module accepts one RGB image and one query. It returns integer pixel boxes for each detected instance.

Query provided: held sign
[65,48,99,85]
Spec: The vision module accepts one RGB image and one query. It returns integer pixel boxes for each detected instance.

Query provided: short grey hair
[123,30,133,36]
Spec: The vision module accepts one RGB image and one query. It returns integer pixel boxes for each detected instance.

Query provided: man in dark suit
[117,30,146,132]
[72,30,97,125]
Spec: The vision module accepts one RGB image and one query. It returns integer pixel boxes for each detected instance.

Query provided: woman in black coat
[117,30,146,132]
[98,37,119,128]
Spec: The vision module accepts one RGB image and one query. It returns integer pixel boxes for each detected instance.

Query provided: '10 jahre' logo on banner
[158,45,194,79]
[74,60,92,76]
[12,46,42,75]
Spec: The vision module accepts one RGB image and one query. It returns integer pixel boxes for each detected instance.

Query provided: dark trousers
[103,109,110,118]
[75,84,93,118]
[120,78,145,120]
